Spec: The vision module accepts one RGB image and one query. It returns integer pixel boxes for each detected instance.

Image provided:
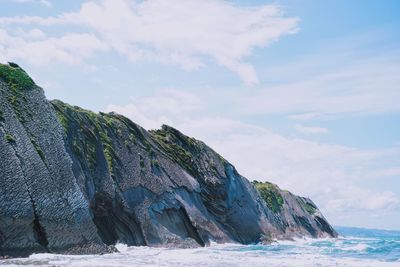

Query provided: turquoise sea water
[1,226,399,267]
[332,226,400,262]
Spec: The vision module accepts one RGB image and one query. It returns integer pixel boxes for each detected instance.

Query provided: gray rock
[0,63,337,257]
[0,63,109,257]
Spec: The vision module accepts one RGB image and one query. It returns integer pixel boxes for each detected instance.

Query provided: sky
[0,0,399,230]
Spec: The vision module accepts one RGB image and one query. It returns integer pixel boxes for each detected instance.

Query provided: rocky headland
[0,63,337,257]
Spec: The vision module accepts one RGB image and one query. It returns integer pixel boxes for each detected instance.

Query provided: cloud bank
[0,0,298,84]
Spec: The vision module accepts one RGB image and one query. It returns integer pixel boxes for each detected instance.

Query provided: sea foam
[1,227,399,267]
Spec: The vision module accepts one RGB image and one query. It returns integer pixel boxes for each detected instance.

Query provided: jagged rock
[0,63,337,257]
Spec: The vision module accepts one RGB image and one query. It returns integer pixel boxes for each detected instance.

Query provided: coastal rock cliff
[0,63,337,257]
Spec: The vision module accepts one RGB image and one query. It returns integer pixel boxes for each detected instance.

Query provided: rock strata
[0,63,337,257]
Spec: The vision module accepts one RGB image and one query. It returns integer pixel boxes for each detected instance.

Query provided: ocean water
[1,227,399,267]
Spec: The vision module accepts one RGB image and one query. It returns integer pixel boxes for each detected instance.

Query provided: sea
[1,226,399,267]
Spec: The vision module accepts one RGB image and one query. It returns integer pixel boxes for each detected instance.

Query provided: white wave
[339,236,379,241]
[0,243,398,267]
[341,243,369,252]
[114,243,129,252]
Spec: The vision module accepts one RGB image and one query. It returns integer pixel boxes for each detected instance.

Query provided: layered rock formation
[0,63,337,257]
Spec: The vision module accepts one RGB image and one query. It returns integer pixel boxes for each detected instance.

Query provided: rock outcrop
[0,63,337,257]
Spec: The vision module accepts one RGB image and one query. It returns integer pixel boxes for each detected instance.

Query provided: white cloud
[241,52,400,117]
[11,0,34,2]
[106,102,173,130]
[105,89,203,129]
[365,191,399,211]
[14,28,47,40]
[294,124,328,134]
[0,0,298,84]
[26,28,46,39]
[39,0,51,7]
[10,0,51,7]
[0,30,108,65]
[370,167,400,178]
[288,112,322,121]
[328,188,399,214]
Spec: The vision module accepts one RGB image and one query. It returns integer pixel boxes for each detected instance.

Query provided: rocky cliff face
[0,63,337,257]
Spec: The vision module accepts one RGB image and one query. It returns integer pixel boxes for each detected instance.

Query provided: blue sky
[0,0,399,230]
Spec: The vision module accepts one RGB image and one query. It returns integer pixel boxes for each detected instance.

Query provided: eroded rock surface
[0,63,337,257]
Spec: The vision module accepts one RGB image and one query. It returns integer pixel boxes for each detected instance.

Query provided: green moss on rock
[0,63,35,91]
[31,139,45,161]
[149,125,200,177]
[53,105,69,132]
[5,133,16,143]
[298,198,317,215]
[54,101,124,176]
[0,63,35,123]
[303,203,317,215]
[253,181,284,213]
[103,142,115,173]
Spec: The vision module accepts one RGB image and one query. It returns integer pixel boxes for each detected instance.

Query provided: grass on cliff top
[150,124,229,178]
[0,62,35,91]
[51,100,120,174]
[252,181,284,213]
[52,101,217,178]
[0,63,35,123]
[149,125,201,177]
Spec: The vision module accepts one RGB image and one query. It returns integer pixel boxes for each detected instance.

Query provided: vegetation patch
[114,114,148,148]
[72,140,81,154]
[252,181,284,213]
[298,198,317,215]
[103,142,115,173]
[0,63,35,91]
[52,104,69,132]
[98,130,115,174]
[51,100,114,172]
[31,139,45,161]
[149,125,200,177]
[0,63,35,123]
[84,142,97,169]
[5,133,16,143]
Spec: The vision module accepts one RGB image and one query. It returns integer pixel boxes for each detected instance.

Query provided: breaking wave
[1,227,399,267]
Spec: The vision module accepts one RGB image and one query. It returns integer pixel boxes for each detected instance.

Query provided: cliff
[0,63,337,257]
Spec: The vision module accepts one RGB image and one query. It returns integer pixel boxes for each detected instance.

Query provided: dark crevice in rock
[91,192,146,246]
[178,207,205,246]
[31,203,49,250]
[11,147,49,251]
[0,229,4,256]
